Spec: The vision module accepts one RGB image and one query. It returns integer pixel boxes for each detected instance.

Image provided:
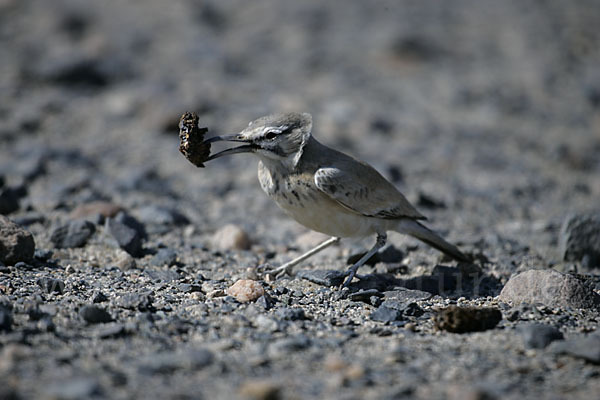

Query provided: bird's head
[207,112,313,167]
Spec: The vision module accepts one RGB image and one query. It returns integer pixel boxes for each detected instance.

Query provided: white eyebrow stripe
[261,125,289,135]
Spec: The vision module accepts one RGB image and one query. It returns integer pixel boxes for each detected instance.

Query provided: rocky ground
[1,0,600,399]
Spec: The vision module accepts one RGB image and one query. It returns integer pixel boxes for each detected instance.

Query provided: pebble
[499,269,600,309]
[227,280,265,302]
[115,251,137,270]
[0,305,12,332]
[46,377,102,400]
[0,186,20,215]
[434,306,502,333]
[275,307,306,321]
[92,291,108,303]
[552,333,600,364]
[69,201,123,220]
[50,219,96,248]
[105,214,144,257]
[238,379,281,400]
[297,269,346,287]
[213,224,251,250]
[384,288,432,302]
[0,215,35,265]
[79,305,112,324]
[138,348,213,374]
[115,292,154,311]
[370,304,404,323]
[150,248,178,267]
[518,324,563,349]
[36,277,65,294]
[136,205,189,226]
[559,212,600,266]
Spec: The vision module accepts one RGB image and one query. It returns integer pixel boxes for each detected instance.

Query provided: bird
[205,112,469,287]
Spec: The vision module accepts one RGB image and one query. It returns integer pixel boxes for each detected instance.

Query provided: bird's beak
[205,134,256,161]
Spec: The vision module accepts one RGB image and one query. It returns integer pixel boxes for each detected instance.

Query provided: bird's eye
[265,131,277,140]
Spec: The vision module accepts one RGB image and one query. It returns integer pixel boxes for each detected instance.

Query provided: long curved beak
[205,134,256,161]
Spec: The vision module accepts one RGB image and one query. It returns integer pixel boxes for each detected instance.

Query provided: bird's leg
[341,233,387,288]
[266,236,341,278]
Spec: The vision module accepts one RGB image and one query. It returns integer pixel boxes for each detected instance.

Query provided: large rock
[0,215,35,265]
[560,212,600,267]
[499,269,600,309]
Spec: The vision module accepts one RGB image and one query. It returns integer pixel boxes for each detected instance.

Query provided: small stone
[239,379,281,400]
[297,269,346,286]
[371,304,404,323]
[0,305,12,332]
[79,305,112,324]
[0,187,20,215]
[384,288,432,302]
[227,279,265,302]
[213,224,251,250]
[50,219,96,248]
[138,348,213,374]
[34,248,53,261]
[559,212,600,266]
[0,215,35,265]
[115,292,153,311]
[518,323,563,349]
[499,269,600,309]
[552,333,600,364]
[92,292,108,303]
[36,277,65,294]
[434,306,502,333]
[150,248,178,266]
[105,214,144,256]
[275,307,306,321]
[136,205,189,226]
[380,300,423,317]
[115,251,137,270]
[256,293,275,310]
[46,377,102,400]
[69,201,123,220]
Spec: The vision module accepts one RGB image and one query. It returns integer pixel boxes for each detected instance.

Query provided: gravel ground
[1,1,600,399]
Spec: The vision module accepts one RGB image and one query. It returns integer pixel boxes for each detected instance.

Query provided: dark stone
[92,291,108,303]
[178,284,202,293]
[0,215,35,265]
[105,214,144,257]
[139,348,214,374]
[50,219,96,248]
[116,292,154,311]
[434,306,502,333]
[384,288,432,303]
[34,249,53,261]
[80,305,112,324]
[136,205,189,227]
[150,248,178,266]
[518,324,564,349]
[276,307,306,321]
[146,268,180,282]
[297,269,346,286]
[371,304,404,323]
[380,299,424,317]
[560,212,600,267]
[36,277,65,294]
[0,187,20,215]
[256,293,275,310]
[0,305,12,332]
[416,192,446,209]
[553,333,600,364]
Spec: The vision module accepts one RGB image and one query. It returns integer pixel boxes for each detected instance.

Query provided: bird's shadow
[348,263,503,299]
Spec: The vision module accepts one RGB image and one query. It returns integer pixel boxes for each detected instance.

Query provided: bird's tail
[395,219,469,262]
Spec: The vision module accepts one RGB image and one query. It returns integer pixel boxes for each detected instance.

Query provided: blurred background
[1,0,599,254]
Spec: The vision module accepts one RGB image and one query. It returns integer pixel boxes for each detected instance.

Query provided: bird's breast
[257,163,379,238]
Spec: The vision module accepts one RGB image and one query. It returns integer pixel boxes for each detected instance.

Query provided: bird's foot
[257,262,294,280]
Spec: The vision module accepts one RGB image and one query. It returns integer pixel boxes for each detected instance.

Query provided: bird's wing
[314,166,426,220]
